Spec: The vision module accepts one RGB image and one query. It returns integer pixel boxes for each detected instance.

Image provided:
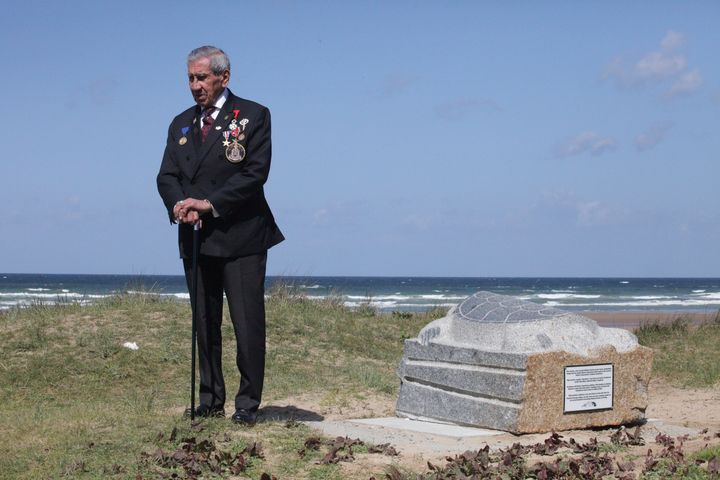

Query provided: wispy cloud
[64,195,81,206]
[554,131,617,158]
[576,201,613,227]
[633,51,686,81]
[602,30,702,98]
[540,191,621,228]
[660,30,686,50]
[85,77,119,106]
[433,97,500,120]
[666,69,703,98]
[402,213,433,230]
[635,122,673,151]
[377,74,418,96]
[312,208,329,226]
[65,76,119,108]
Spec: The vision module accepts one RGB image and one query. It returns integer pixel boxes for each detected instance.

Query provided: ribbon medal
[225,139,246,163]
[178,126,190,145]
[223,112,248,163]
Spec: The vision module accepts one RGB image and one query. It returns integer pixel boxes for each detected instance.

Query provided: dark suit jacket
[157,90,284,259]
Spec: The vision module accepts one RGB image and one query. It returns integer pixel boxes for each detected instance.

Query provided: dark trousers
[183,251,267,412]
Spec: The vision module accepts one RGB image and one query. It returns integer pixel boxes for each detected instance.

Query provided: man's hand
[173,201,185,221]
[175,198,212,226]
[185,210,203,228]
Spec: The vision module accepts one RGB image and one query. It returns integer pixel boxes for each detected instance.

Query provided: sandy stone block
[516,346,653,433]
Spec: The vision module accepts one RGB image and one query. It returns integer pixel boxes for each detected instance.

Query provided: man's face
[187,57,229,108]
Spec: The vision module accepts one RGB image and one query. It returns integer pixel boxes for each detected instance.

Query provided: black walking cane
[190,223,200,420]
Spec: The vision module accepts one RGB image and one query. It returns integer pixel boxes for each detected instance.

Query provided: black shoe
[185,404,225,418]
[231,408,257,425]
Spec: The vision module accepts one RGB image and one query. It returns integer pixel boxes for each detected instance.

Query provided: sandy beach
[583,310,717,330]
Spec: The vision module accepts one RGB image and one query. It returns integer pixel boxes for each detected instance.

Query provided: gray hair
[187,46,231,74]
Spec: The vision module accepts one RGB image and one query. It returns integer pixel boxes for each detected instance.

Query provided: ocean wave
[692,289,706,293]
[124,290,192,300]
[126,290,154,295]
[537,294,602,300]
[543,299,720,308]
[27,288,51,291]
[0,297,97,310]
[694,292,720,300]
[344,294,409,301]
[0,291,195,310]
[621,295,669,300]
[343,300,455,309]
[419,294,466,300]
[343,294,464,301]
[0,292,89,299]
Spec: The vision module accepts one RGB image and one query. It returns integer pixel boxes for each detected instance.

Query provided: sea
[1,273,720,314]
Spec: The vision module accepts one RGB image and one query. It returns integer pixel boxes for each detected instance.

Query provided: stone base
[396,340,653,434]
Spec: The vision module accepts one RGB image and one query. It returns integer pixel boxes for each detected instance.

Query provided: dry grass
[0,288,444,479]
[635,312,720,387]
[2,290,718,479]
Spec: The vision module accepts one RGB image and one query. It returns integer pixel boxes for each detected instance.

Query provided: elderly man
[157,46,284,425]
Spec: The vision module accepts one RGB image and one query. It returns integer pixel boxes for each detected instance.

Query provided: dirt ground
[647,380,720,429]
[265,379,720,477]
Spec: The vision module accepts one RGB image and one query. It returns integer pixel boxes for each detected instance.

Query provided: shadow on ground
[260,405,324,422]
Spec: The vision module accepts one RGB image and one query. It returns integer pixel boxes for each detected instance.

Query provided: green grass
[3,291,719,479]
[635,313,720,387]
[0,287,443,479]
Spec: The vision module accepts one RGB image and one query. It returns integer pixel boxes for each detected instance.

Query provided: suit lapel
[190,108,201,154]
[175,109,201,180]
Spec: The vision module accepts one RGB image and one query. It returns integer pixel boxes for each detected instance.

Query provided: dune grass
[635,312,720,387]
[2,289,719,479]
[0,286,444,479]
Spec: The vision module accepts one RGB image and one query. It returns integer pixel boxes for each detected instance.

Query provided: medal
[225,140,246,163]
[221,117,246,162]
[179,127,190,145]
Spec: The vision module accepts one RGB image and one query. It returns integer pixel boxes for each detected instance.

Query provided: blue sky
[1,1,718,277]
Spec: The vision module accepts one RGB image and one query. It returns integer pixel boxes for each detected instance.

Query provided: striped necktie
[201,107,216,143]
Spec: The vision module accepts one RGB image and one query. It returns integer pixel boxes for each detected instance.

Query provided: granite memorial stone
[395,292,653,433]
